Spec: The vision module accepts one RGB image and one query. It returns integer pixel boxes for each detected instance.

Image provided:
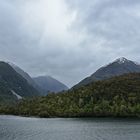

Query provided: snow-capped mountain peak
[73,57,140,88]
[114,57,129,64]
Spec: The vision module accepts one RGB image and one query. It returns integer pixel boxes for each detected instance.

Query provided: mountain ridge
[73,57,140,88]
[9,62,43,94]
[0,62,39,104]
[33,76,68,94]
[9,62,68,95]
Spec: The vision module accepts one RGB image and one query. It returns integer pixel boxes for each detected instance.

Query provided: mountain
[0,62,39,104]
[33,76,68,94]
[73,57,140,88]
[9,62,42,94]
[9,63,68,95]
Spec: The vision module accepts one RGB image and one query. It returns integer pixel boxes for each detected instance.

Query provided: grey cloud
[0,0,140,87]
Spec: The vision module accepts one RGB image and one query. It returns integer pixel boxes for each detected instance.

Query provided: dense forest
[0,73,140,118]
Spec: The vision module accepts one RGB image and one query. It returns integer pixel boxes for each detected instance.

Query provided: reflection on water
[0,115,140,140]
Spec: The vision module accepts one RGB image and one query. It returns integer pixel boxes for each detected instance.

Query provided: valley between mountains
[0,57,140,118]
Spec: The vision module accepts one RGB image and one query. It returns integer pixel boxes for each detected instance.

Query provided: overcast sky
[0,0,140,87]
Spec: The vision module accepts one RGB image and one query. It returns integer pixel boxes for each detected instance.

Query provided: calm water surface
[0,115,140,140]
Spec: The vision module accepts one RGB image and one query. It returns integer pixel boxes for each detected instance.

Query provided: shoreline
[0,114,140,120]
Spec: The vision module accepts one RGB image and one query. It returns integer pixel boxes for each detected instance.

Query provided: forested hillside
[1,73,140,118]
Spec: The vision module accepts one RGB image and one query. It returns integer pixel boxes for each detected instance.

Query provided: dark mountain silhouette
[0,62,39,104]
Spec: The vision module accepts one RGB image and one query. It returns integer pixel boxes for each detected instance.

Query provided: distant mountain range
[0,61,69,104]
[33,76,68,94]
[0,57,140,104]
[0,62,39,104]
[1,57,140,117]
[73,57,140,88]
[9,63,68,95]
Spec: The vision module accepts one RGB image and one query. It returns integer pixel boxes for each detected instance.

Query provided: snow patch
[11,90,22,100]
[100,57,129,69]
[114,57,128,64]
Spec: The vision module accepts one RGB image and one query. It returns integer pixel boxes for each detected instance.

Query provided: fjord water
[0,116,140,140]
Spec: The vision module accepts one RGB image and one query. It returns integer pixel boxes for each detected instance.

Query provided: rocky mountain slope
[73,57,140,88]
[0,62,39,104]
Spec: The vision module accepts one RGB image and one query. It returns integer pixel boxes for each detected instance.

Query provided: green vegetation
[0,73,140,118]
